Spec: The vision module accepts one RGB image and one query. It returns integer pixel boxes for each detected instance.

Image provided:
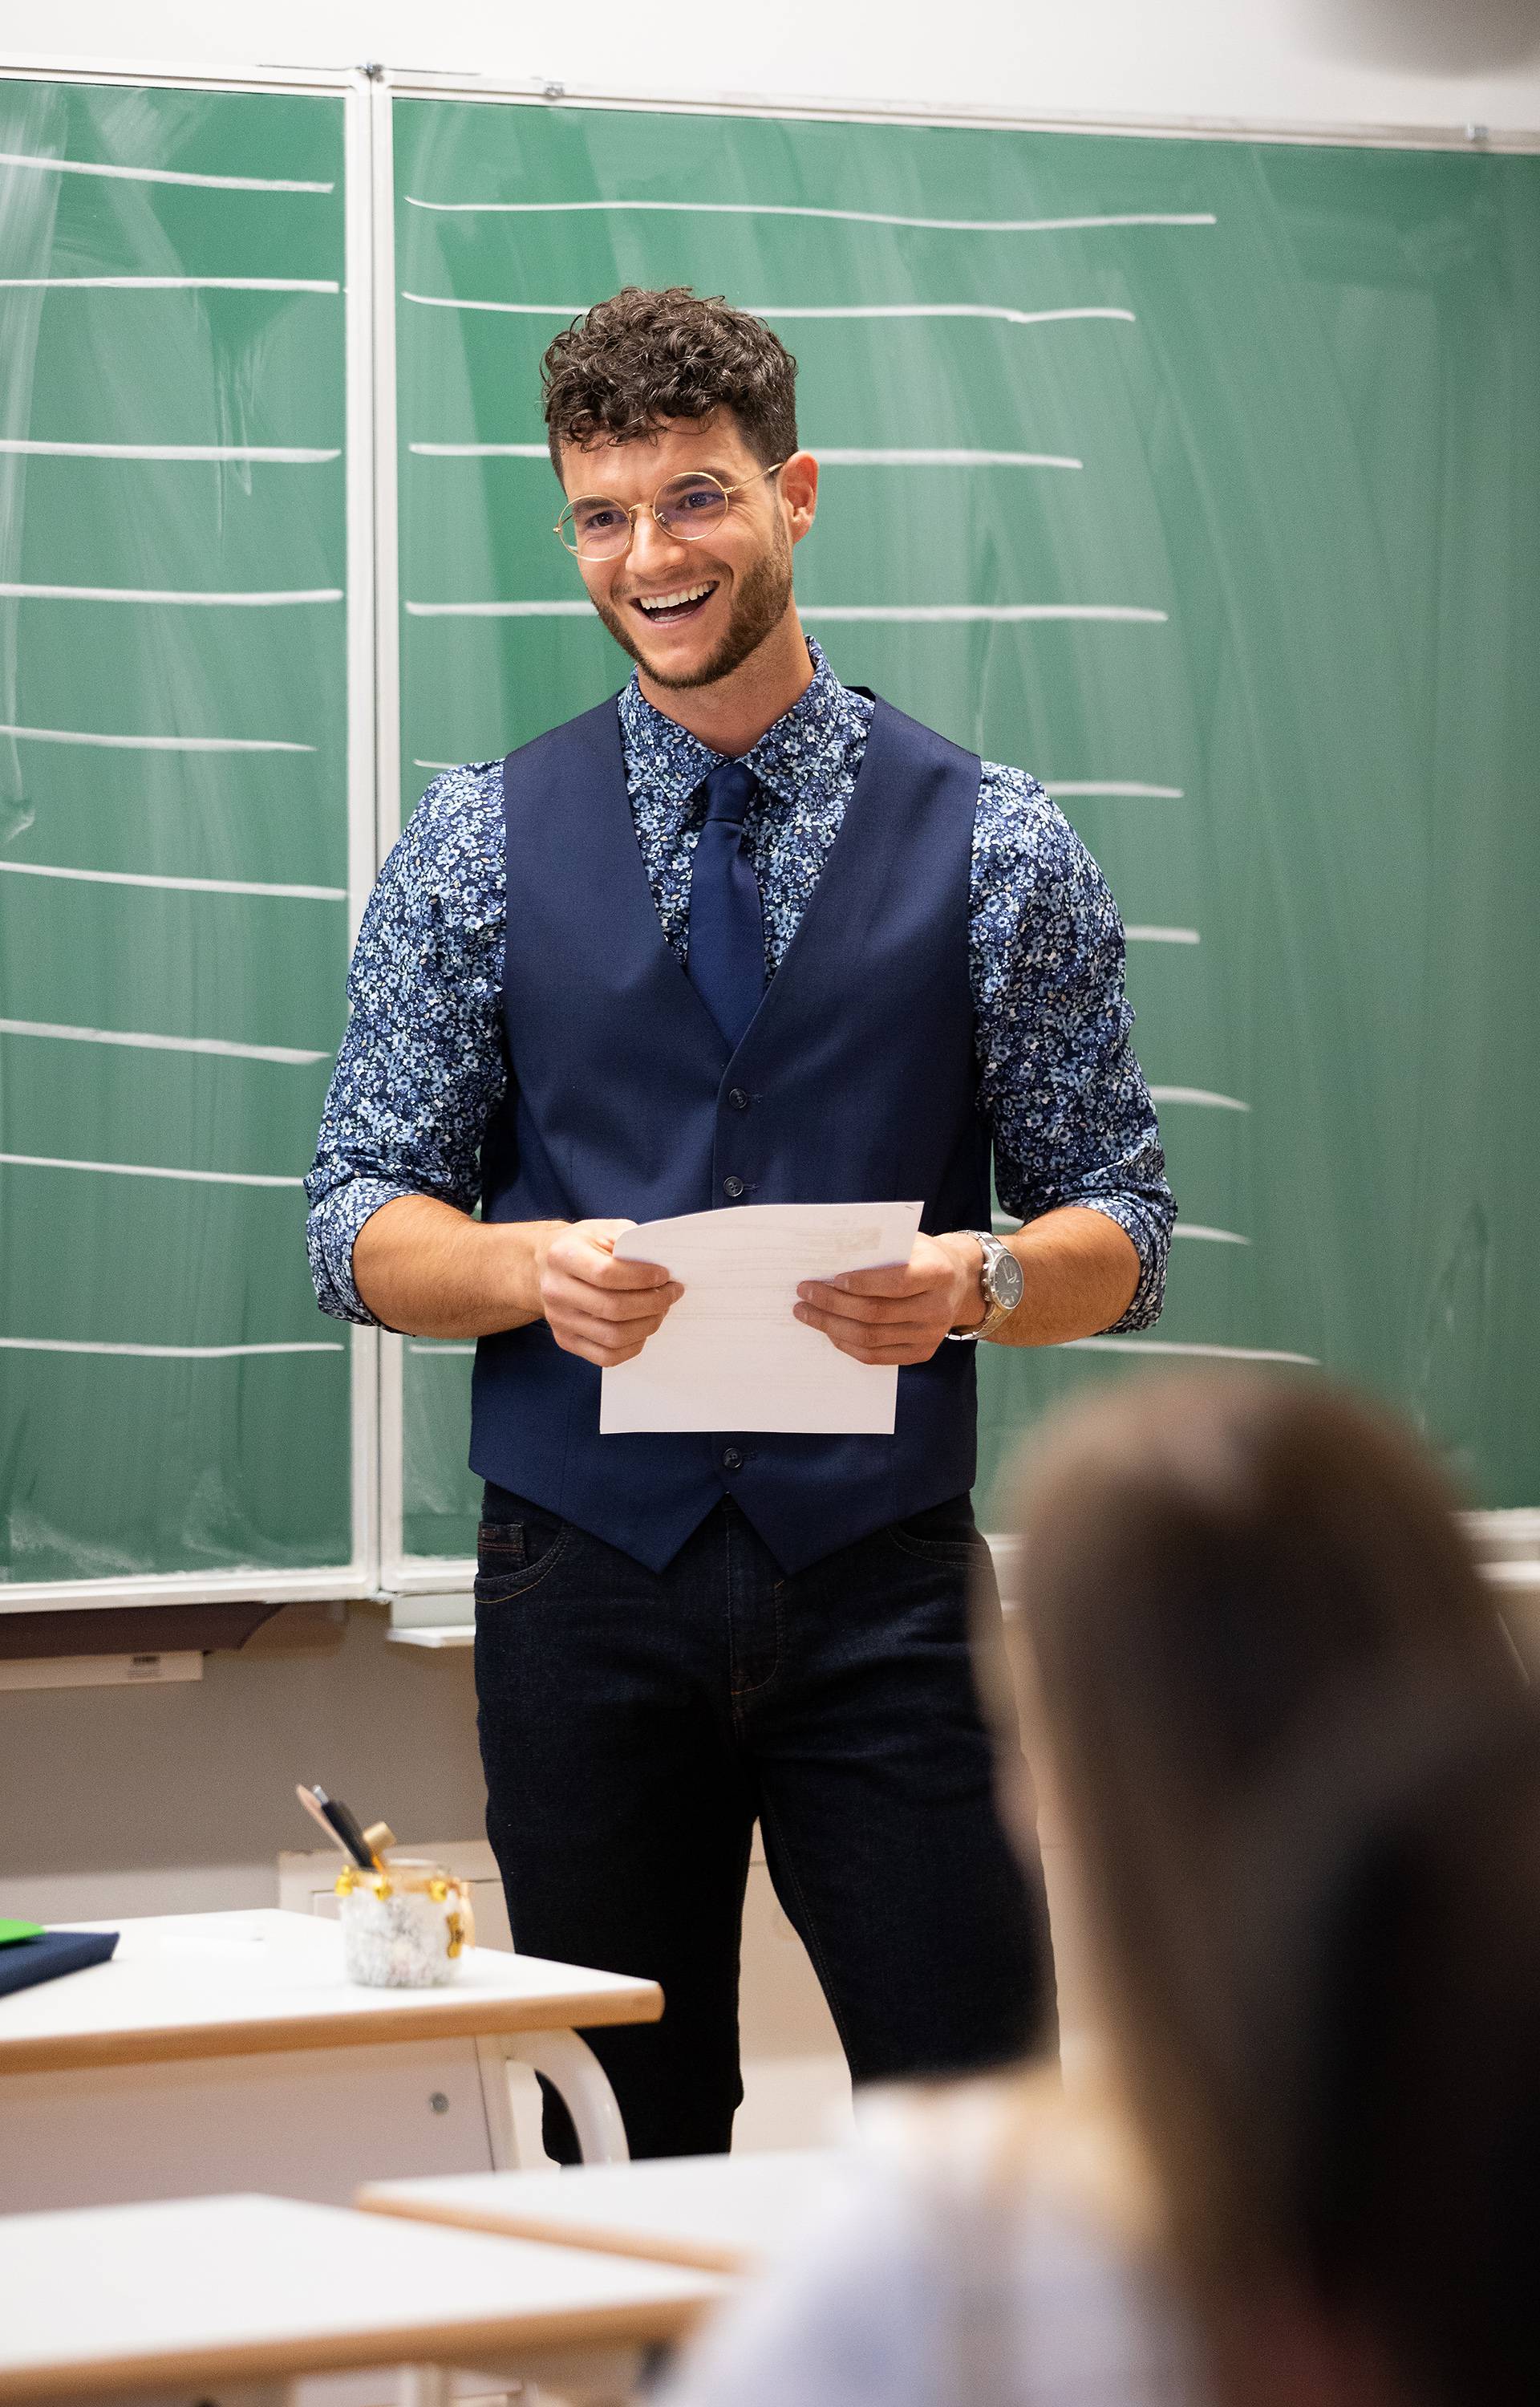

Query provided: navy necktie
[687,759,765,1049]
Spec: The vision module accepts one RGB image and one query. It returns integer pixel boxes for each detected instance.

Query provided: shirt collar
[617,638,866,808]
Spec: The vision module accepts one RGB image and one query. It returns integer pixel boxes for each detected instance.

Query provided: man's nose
[627,506,690,578]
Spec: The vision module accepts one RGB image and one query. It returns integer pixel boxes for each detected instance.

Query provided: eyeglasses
[554,461,788,561]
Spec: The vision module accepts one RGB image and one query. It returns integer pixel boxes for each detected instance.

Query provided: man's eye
[579,506,622,531]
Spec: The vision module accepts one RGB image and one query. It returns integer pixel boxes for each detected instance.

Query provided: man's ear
[779,449,819,544]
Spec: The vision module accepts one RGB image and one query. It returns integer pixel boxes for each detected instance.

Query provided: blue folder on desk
[0,1930,118,1999]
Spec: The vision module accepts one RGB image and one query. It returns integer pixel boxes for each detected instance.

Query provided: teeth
[635,582,714,613]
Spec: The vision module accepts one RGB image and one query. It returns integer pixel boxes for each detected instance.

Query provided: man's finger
[795,1302,940,1348]
[545,1273,682,1324]
[798,1264,933,1302]
[558,1245,675,1292]
[552,1310,662,1360]
[796,1289,940,1329]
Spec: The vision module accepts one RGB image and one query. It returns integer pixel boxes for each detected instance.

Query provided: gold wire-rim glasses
[554,461,788,560]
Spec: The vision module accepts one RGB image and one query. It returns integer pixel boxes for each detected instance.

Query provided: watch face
[990,1249,1026,1312]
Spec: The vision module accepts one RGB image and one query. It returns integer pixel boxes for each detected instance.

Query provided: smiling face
[559,412,815,692]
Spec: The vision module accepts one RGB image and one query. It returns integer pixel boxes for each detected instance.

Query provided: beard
[592,521,795,690]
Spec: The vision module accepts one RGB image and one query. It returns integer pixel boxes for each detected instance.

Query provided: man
[307,285,1174,2158]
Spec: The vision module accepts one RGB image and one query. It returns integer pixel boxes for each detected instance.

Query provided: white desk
[0,1912,661,2212]
[0,2192,720,2407]
[360,2148,849,2275]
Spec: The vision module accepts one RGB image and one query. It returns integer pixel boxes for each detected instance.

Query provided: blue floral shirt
[306,641,1174,1329]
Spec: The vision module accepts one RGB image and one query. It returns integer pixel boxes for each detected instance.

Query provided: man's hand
[794,1232,983,1366]
[536,1219,683,1368]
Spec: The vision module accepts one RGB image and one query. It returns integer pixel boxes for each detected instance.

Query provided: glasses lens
[565,497,632,558]
[654,474,729,540]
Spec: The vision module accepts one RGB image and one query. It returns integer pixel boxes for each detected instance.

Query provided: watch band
[946,1230,1020,1343]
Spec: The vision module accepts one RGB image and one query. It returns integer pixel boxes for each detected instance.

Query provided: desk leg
[395,2367,452,2407]
[501,2031,630,2164]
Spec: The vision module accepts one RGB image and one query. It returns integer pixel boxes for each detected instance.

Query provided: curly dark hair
[541,286,798,474]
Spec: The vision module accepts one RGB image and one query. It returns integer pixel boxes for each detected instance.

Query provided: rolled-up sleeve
[971,765,1175,1333]
[304,765,508,1325]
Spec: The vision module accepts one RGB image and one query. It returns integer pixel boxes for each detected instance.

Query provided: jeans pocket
[474,1510,569,1603]
[884,1495,983,1564]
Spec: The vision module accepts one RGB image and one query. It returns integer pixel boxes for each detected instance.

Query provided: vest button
[722,1447,744,1472]
[727,1087,749,1110]
[723,1175,745,1198]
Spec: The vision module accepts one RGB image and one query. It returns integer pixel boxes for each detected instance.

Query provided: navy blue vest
[470,692,991,1574]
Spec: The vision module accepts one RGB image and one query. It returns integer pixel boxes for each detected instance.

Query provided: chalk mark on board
[0,1151,303,1188]
[403,599,1167,622]
[401,292,1134,331]
[1069,1337,1315,1365]
[0,861,345,900]
[804,603,1166,623]
[408,440,1084,469]
[0,722,314,752]
[0,1336,342,1357]
[1125,924,1199,944]
[1149,1086,1250,1111]
[0,439,339,462]
[0,1018,329,1065]
[1173,1226,1251,1244]
[0,276,340,294]
[0,584,342,606]
[1050,781,1183,798]
[0,148,334,193]
[404,197,1214,235]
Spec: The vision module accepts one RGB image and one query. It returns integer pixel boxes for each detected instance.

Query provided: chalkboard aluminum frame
[0,56,380,1616]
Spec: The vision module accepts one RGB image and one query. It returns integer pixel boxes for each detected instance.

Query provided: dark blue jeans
[474,1486,1048,2161]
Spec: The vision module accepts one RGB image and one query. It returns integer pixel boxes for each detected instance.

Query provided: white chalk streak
[1069,1337,1316,1365]
[1173,1225,1251,1244]
[0,721,312,752]
[0,1017,327,1065]
[1125,924,1200,944]
[404,599,1166,624]
[407,440,1082,469]
[400,292,1134,331]
[0,1336,341,1358]
[412,758,462,769]
[0,439,338,462]
[0,584,342,606]
[817,447,1082,468]
[0,860,343,900]
[1149,1086,1250,1111]
[0,1151,302,1188]
[803,604,1168,623]
[408,1342,476,1355]
[1051,781,1183,798]
[0,149,334,193]
[404,197,1214,235]
[758,304,1134,327]
[405,599,590,618]
[0,277,338,293]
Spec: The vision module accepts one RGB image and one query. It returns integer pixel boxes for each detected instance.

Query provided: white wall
[10,0,1540,135]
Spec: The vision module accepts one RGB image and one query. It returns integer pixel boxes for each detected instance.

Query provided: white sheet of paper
[599,1200,924,1435]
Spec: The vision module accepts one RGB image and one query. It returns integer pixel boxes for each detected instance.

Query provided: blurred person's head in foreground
[1001,1370,1517,2269]
[1208,1683,1540,2407]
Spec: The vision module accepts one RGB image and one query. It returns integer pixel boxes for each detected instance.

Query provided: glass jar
[335,1856,475,1987]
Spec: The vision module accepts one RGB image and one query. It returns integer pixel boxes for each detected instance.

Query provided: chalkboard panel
[387,99,1539,1551]
[0,78,355,1593]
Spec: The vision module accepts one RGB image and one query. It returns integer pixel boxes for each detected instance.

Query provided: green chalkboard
[0,79,355,1591]
[386,99,1538,1557]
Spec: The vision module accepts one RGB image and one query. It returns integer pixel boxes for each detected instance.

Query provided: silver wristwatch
[946,1230,1025,1342]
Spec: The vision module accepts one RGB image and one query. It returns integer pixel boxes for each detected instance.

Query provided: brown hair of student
[1007,1369,1516,2283]
[1222,1687,1540,2407]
